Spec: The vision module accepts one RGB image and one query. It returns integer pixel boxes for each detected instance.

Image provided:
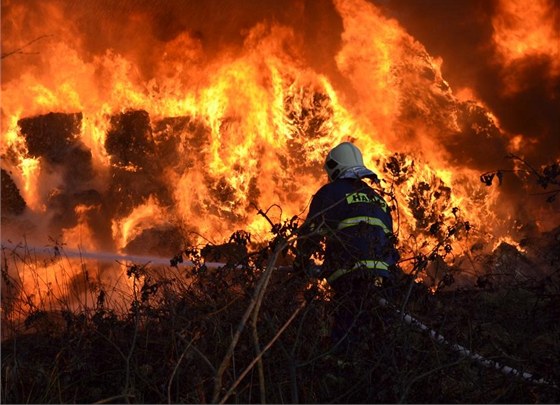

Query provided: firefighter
[295,141,400,356]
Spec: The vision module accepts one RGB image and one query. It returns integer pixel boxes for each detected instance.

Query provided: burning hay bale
[153,116,211,170]
[46,188,114,249]
[105,168,173,218]
[382,152,415,185]
[18,112,83,165]
[482,242,538,285]
[451,102,510,172]
[62,143,96,187]
[17,111,95,186]
[285,90,333,140]
[408,180,452,231]
[14,112,105,240]
[520,225,560,275]
[104,110,173,218]
[201,241,249,266]
[2,0,559,401]
[123,226,185,258]
[469,227,560,290]
[473,231,554,290]
[1,169,26,217]
[105,110,156,169]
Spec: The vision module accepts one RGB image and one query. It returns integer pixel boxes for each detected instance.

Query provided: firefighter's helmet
[324,142,368,181]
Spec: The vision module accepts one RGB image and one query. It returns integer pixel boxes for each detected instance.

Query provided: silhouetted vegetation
[480,154,560,203]
[2,215,559,404]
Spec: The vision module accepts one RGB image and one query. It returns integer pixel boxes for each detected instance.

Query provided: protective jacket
[297,176,399,286]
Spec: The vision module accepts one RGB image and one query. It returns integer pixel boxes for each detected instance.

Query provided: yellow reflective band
[337,216,390,233]
[327,260,390,284]
[352,260,389,270]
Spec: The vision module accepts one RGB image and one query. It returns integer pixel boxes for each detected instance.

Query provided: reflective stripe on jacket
[327,260,390,284]
[298,178,399,285]
[337,216,390,234]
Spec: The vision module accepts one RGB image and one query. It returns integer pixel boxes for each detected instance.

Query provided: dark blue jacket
[297,177,399,284]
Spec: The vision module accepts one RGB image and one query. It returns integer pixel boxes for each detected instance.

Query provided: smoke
[372,0,560,164]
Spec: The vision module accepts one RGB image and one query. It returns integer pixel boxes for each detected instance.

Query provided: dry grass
[1,227,559,404]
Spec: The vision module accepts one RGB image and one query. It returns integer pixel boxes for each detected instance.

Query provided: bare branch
[211,238,289,403]
[218,300,307,404]
[1,35,53,59]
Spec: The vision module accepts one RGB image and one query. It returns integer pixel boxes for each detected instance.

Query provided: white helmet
[324,142,376,182]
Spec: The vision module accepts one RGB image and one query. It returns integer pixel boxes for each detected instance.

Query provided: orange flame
[492,0,560,94]
[1,0,556,313]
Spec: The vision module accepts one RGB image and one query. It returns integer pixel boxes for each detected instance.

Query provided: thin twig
[93,394,135,404]
[248,239,283,405]
[251,315,266,403]
[176,334,216,373]
[218,300,307,404]
[399,358,466,403]
[1,35,53,59]
[167,339,194,404]
[211,240,288,403]
[123,273,142,403]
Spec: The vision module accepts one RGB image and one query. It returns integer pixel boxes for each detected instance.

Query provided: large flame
[492,0,560,95]
[1,0,558,313]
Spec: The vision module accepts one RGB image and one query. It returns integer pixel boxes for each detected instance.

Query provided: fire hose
[1,243,557,389]
[0,242,226,269]
[376,297,557,388]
